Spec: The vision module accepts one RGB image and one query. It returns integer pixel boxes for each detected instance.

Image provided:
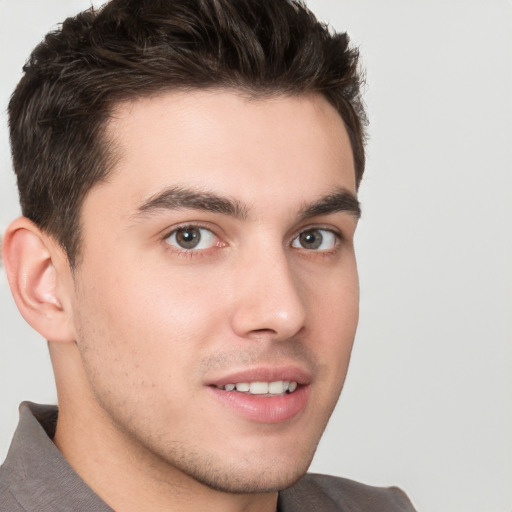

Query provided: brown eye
[292,229,337,251]
[299,230,323,249]
[165,226,217,250]
[176,228,201,249]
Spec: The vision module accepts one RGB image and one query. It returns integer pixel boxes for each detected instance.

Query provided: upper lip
[206,365,312,387]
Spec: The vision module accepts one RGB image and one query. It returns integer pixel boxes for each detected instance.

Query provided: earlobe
[2,217,76,343]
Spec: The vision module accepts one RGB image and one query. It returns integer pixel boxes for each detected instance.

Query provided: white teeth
[250,382,269,394]
[268,381,284,394]
[222,380,298,395]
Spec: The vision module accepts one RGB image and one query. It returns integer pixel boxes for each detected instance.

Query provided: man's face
[67,90,359,492]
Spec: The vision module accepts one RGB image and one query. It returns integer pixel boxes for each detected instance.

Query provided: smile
[214,381,298,395]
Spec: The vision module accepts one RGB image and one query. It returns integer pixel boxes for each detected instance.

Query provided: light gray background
[1,1,511,511]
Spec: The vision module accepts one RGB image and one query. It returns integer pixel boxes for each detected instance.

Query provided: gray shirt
[1,402,417,511]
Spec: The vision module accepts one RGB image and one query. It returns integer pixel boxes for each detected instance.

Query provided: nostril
[247,328,278,339]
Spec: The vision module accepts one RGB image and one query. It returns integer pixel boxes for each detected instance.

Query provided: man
[0,0,416,510]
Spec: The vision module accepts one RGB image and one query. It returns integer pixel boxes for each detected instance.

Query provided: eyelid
[162,222,225,253]
[291,225,343,241]
[290,226,343,252]
[162,221,216,239]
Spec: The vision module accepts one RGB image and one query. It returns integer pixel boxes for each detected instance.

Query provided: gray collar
[1,402,113,511]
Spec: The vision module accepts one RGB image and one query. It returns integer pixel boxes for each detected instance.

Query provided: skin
[10,91,360,512]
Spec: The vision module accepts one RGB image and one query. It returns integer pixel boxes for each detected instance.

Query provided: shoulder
[279,473,417,512]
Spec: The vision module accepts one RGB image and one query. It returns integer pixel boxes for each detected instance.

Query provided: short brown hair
[9,0,367,267]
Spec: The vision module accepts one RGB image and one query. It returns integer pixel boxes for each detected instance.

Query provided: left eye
[165,226,218,250]
[291,229,337,251]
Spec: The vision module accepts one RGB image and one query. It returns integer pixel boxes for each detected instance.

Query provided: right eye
[165,226,218,251]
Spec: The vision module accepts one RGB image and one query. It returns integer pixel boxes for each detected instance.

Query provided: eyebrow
[299,188,361,220]
[134,185,360,221]
[135,186,248,219]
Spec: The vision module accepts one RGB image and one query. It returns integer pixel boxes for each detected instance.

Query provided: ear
[1,217,76,343]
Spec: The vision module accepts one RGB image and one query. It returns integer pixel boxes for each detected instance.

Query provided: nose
[229,247,306,342]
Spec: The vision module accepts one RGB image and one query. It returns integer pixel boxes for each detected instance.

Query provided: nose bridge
[230,240,306,340]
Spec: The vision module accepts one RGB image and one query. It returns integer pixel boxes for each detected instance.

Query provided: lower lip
[207,385,310,424]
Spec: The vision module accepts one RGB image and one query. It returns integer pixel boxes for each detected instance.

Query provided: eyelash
[162,223,223,258]
[162,224,343,257]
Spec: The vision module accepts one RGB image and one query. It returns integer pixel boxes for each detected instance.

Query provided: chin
[168,443,316,495]
[190,463,309,494]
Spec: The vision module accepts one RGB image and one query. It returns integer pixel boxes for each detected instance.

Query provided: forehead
[89,90,356,218]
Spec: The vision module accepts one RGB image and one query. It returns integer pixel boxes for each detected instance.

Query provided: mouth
[207,367,310,423]
[213,380,298,396]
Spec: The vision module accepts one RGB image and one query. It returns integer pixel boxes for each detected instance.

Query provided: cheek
[303,260,359,376]
[303,254,359,326]
[71,270,215,423]
[74,257,228,366]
